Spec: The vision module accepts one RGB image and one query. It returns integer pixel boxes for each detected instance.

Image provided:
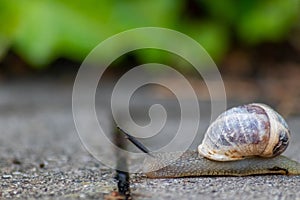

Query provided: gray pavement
[0,79,300,199]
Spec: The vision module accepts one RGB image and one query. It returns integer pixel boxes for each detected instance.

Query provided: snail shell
[198,103,290,161]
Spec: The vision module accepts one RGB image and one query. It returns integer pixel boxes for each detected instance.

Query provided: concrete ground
[0,78,300,199]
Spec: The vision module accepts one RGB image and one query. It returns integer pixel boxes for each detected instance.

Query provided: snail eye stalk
[117,127,155,157]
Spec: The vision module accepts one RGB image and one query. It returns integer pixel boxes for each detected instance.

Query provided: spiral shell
[198,103,290,161]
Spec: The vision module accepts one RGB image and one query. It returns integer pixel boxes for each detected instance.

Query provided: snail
[119,103,300,178]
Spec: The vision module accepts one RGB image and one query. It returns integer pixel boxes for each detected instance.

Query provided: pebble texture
[0,79,300,199]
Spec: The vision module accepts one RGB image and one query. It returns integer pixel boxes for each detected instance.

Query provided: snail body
[144,151,300,178]
[142,103,300,178]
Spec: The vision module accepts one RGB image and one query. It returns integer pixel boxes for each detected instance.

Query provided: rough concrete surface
[0,79,300,199]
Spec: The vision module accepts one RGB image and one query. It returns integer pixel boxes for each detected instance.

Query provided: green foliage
[202,0,299,43]
[0,0,298,68]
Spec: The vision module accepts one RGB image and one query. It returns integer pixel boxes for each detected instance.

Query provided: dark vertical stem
[113,125,131,199]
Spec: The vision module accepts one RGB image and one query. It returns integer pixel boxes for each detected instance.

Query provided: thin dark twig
[113,126,131,199]
[117,127,155,157]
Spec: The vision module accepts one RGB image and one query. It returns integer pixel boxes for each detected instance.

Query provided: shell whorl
[198,103,290,161]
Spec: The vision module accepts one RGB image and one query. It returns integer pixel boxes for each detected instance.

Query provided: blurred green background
[0,0,299,69]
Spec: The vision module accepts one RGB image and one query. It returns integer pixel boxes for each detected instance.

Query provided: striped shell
[198,103,290,161]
